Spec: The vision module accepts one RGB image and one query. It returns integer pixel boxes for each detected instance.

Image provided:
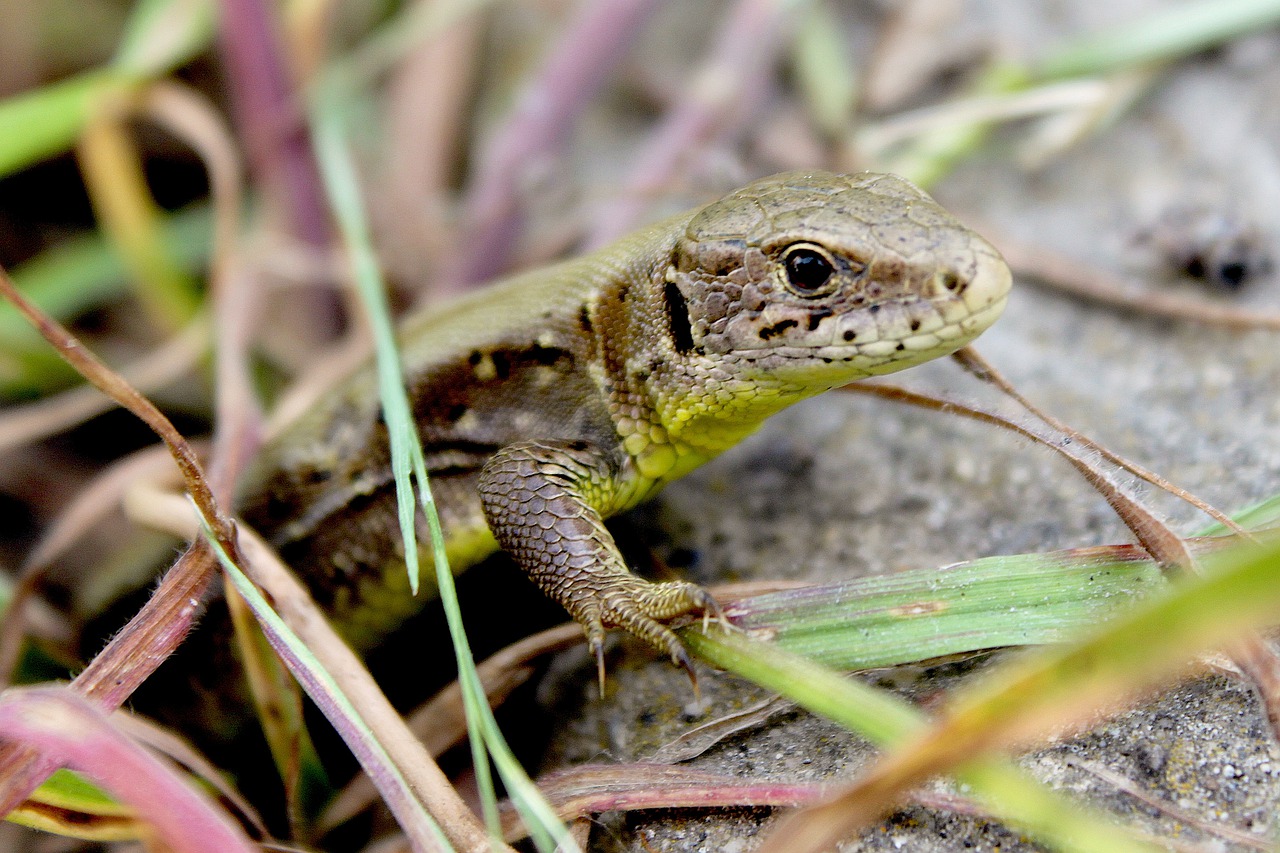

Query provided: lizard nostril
[939,271,966,294]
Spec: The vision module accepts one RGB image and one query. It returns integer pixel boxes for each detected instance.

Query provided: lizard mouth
[816,290,1009,367]
[727,286,1010,382]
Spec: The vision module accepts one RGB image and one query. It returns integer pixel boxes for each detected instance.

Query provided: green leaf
[0,71,128,179]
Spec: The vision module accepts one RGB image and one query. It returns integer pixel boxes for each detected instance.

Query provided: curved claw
[689,587,728,634]
[671,642,700,698]
[592,638,606,698]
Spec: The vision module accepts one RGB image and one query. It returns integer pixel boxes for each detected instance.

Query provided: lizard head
[664,170,1011,389]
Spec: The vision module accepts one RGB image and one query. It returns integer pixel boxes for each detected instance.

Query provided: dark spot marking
[1219,261,1248,288]
[664,281,695,354]
[468,350,482,366]
[568,440,590,452]
[941,271,965,293]
[843,330,857,342]
[895,342,906,351]
[758,318,799,341]
[822,357,833,364]
[301,467,331,484]
[578,305,594,334]
[446,403,467,422]
[909,319,921,331]
[529,344,572,367]
[869,304,882,314]
[807,308,833,331]
[491,351,511,380]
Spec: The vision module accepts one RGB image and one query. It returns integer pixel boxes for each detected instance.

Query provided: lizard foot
[582,580,724,695]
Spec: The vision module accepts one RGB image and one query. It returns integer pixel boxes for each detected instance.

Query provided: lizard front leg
[476,439,719,687]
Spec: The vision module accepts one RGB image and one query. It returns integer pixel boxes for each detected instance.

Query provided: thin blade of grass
[308,96,424,600]
[201,526,450,852]
[732,543,1166,669]
[1038,0,1280,80]
[0,72,125,179]
[683,631,1163,853]
[841,381,1195,572]
[321,623,583,832]
[0,262,231,547]
[951,347,1249,536]
[0,319,208,452]
[1198,493,1280,537]
[223,586,329,827]
[310,86,568,851]
[77,110,201,331]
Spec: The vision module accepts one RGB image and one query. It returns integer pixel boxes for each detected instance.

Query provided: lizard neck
[594,249,811,487]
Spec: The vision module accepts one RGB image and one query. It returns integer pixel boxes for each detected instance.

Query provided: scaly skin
[238,171,1011,677]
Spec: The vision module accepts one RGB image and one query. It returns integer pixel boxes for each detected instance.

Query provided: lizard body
[238,171,1011,672]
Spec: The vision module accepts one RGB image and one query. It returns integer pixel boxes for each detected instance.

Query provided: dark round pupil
[785,249,834,291]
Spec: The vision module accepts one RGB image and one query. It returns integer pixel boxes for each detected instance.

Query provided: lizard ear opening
[664,281,695,354]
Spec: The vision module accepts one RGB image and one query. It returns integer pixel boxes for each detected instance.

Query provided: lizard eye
[781,243,838,296]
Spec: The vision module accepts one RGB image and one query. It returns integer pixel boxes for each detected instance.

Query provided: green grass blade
[0,71,128,179]
[309,83,576,851]
[202,529,451,851]
[734,544,1167,670]
[1194,492,1280,537]
[940,531,1280,748]
[684,630,1162,852]
[719,511,1280,851]
[309,97,423,597]
[1038,0,1280,80]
